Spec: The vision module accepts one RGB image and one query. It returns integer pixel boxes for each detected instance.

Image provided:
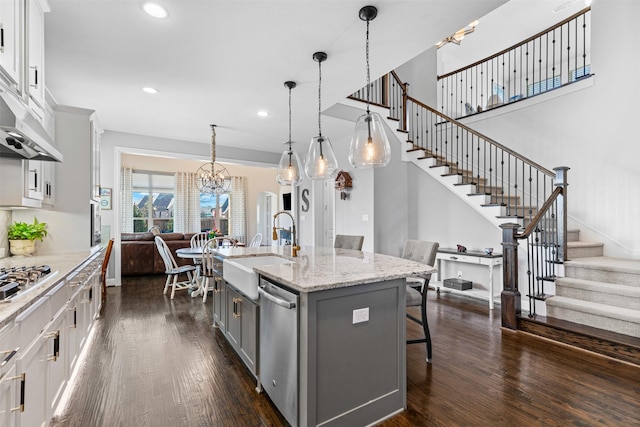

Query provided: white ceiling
[44,0,508,157]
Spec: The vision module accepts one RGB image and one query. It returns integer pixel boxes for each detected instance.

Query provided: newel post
[554,166,569,262]
[500,223,521,330]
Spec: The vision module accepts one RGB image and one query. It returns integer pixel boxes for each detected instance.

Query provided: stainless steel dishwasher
[258,277,299,427]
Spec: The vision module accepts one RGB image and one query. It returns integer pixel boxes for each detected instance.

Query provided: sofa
[121,232,196,276]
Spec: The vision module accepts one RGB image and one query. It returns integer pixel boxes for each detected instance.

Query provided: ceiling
[44,0,508,159]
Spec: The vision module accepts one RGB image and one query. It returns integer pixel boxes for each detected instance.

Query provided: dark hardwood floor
[50,276,640,427]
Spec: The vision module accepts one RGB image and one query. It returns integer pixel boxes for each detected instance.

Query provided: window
[132,172,175,232]
[200,193,230,235]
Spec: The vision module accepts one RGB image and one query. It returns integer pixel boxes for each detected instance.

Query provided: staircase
[339,72,640,363]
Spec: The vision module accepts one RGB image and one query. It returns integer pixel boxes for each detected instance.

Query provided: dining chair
[248,233,263,247]
[199,238,218,303]
[402,239,439,363]
[100,238,114,311]
[154,236,198,299]
[189,232,209,267]
[334,234,364,251]
[213,236,238,248]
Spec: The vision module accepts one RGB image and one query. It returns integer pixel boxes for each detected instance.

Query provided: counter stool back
[334,235,364,250]
[402,239,439,363]
[154,236,197,299]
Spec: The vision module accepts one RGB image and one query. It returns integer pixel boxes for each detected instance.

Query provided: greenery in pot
[8,217,48,241]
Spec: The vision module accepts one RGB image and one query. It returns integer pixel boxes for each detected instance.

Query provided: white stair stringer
[328,98,524,230]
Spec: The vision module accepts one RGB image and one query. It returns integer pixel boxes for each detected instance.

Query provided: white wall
[449,0,640,258]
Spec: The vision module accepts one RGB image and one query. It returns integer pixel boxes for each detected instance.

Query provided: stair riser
[567,245,604,259]
[565,266,640,287]
[546,305,640,338]
[556,287,640,310]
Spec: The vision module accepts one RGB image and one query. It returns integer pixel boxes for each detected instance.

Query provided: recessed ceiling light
[142,87,158,94]
[257,111,269,117]
[142,2,168,19]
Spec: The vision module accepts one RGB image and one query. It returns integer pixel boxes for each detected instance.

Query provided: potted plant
[8,217,48,256]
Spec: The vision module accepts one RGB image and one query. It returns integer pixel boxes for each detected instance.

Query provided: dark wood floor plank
[50,276,640,427]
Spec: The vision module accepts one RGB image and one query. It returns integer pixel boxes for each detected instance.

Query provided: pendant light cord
[210,124,216,164]
[288,86,292,147]
[365,18,371,114]
[318,58,322,137]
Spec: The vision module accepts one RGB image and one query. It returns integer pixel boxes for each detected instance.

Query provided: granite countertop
[216,246,437,293]
[0,249,101,328]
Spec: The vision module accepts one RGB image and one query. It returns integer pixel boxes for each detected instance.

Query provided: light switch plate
[353,307,369,324]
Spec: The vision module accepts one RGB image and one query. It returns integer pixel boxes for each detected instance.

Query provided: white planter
[9,239,36,256]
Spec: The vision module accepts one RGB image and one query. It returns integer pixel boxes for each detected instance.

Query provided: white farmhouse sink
[223,256,292,301]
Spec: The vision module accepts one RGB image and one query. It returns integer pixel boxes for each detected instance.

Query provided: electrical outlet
[352,307,369,324]
[457,270,463,279]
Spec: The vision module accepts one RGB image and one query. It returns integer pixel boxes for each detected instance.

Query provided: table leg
[488,263,494,310]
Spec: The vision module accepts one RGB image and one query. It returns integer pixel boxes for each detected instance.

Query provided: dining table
[176,247,207,298]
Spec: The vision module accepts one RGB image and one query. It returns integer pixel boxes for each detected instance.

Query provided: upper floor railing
[437,7,591,119]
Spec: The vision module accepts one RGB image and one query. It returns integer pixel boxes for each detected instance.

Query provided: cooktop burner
[0,265,53,302]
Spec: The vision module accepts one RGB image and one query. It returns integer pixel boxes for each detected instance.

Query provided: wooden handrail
[405,95,555,177]
[515,186,563,239]
[437,6,591,80]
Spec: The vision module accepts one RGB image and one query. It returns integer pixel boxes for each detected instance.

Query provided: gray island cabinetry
[213,246,436,427]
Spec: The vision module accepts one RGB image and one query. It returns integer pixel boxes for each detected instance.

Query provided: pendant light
[276,81,303,186]
[305,51,338,180]
[196,124,231,194]
[349,5,391,169]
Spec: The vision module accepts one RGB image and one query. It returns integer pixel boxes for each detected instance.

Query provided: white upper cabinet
[25,0,48,118]
[0,0,22,88]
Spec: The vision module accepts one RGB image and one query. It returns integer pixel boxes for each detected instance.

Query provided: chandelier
[276,81,303,186]
[196,124,230,194]
[349,5,391,169]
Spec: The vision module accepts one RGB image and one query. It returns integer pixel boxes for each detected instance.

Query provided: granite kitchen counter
[0,248,102,328]
[216,245,436,293]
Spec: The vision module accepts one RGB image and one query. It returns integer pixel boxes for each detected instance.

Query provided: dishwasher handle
[258,286,296,309]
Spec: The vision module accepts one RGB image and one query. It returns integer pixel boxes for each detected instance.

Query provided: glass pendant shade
[276,147,303,186]
[304,135,338,180]
[349,111,391,168]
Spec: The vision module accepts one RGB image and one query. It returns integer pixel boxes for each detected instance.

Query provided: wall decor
[100,188,112,210]
[335,170,353,200]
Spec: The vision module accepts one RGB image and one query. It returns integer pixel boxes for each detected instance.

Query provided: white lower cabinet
[16,329,47,427]
[0,249,104,427]
[0,363,19,427]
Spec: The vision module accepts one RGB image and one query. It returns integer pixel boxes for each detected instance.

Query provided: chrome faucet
[272,211,300,257]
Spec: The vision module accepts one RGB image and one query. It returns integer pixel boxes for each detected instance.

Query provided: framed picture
[100,188,112,210]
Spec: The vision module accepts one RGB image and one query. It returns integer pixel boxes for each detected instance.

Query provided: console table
[434,248,503,309]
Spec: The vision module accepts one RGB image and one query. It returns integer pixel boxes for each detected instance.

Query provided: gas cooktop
[0,265,54,302]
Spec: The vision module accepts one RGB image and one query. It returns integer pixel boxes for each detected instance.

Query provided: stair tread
[556,277,640,296]
[565,256,640,274]
[547,295,640,322]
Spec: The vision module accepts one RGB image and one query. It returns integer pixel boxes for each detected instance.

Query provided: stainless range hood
[0,91,62,162]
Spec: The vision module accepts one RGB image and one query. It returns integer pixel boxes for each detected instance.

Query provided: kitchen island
[214,246,436,427]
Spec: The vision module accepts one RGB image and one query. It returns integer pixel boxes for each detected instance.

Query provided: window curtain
[121,167,133,233]
[230,176,247,244]
[174,172,201,233]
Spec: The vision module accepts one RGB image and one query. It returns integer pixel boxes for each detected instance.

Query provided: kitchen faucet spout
[272,211,300,257]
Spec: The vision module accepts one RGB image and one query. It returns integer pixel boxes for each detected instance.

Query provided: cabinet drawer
[0,323,19,376]
[439,253,478,264]
[46,280,70,319]
[15,296,50,352]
